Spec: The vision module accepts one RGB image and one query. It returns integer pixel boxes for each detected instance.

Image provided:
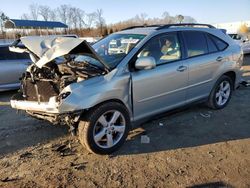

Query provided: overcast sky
[1,0,250,24]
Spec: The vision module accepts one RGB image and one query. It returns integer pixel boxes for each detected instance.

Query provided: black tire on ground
[207,75,233,109]
[78,102,131,154]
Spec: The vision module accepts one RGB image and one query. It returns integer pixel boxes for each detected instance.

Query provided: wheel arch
[222,71,236,89]
[83,98,133,120]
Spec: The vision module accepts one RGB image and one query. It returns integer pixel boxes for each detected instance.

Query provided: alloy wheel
[93,110,126,149]
[215,80,231,106]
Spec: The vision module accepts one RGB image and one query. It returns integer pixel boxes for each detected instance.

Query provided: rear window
[209,34,228,51]
[0,46,30,60]
[183,31,208,58]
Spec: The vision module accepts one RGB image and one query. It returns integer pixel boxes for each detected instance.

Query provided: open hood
[9,36,110,71]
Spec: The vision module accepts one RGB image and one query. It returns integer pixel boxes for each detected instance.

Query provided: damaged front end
[10,36,110,126]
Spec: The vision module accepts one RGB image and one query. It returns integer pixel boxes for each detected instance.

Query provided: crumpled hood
[9,36,110,71]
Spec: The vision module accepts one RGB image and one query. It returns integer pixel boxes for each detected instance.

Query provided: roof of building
[4,19,68,29]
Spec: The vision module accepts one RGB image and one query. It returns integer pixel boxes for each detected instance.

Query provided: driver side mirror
[135,56,156,70]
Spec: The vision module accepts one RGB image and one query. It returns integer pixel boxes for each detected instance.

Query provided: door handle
[177,65,187,72]
[216,56,223,62]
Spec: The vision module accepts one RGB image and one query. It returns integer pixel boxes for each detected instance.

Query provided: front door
[131,32,188,120]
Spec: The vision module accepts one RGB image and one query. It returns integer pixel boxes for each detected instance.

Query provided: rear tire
[78,102,130,154]
[207,75,233,109]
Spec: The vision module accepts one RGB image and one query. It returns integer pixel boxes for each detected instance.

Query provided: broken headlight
[60,92,71,99]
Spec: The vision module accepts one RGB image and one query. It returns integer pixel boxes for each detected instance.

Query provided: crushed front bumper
[10,93,60,114]
[10,93,82,125]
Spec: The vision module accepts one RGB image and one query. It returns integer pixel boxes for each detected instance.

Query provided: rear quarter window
[208,34,228,51]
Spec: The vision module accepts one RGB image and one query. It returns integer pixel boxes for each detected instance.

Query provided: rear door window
[182,31,208,58]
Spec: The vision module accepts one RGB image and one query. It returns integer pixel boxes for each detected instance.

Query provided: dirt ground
[0,55,250,188]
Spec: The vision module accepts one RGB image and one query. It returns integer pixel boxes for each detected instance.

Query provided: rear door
[0,46,31,86]
[181,31,228,102]
[131,32,188,120]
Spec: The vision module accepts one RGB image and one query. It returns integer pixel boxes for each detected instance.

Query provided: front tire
[78,102,130,154]
[207,75,233,109]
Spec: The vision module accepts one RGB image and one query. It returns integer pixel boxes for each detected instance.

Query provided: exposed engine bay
[9,36,109,104]
[20,57,105,103]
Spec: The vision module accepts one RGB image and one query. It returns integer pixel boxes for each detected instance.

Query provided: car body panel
[0,45,31,91]
[131,60,188,121]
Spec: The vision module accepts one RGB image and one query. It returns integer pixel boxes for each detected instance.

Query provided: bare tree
[86,12,96,29]
[183,16,196,23]
[49,10,57,21]
[0,11,9,34]
[68,7,78,29]
[38,5,51,21]
[57,4,70,25]
[95,9,105,36]
[67,7,85,29]
[29,3,39,20]
[20,13,30,20]
[139,13,148,24]
[162,11,173,24]
[77,9,86,29]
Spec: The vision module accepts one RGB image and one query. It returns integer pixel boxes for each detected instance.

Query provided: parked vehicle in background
[10,24,243,154]
[0,44,31,91]
[228,33,250,54]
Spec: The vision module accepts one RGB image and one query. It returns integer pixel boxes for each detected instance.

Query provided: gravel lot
[0,55,250,187]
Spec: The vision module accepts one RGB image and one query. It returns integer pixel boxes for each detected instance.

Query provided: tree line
[1,3,197,38]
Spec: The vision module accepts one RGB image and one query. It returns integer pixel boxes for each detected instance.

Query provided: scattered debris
[43,143,53,149]
[141,135,150,144]
[175,168,186,175]
[53,144,67,152]
[207,151,215,158]
[1,161,10,168]
[241,80,250,87]
[52,143,74,156]
[19,152,32,159]
[70,162,87,171]
[1,176,19,182]
[200,113,211,118]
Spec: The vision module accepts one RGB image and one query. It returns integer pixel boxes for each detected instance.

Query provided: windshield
[92,33,145,69]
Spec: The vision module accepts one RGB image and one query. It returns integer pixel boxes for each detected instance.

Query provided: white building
[213,20,250,34]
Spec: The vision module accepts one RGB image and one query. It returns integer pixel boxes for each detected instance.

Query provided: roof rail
[121,24,163,31]
[120,23,215,31]
[156,23,215,30]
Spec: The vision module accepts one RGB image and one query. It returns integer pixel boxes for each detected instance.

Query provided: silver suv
[10,24,243,154]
